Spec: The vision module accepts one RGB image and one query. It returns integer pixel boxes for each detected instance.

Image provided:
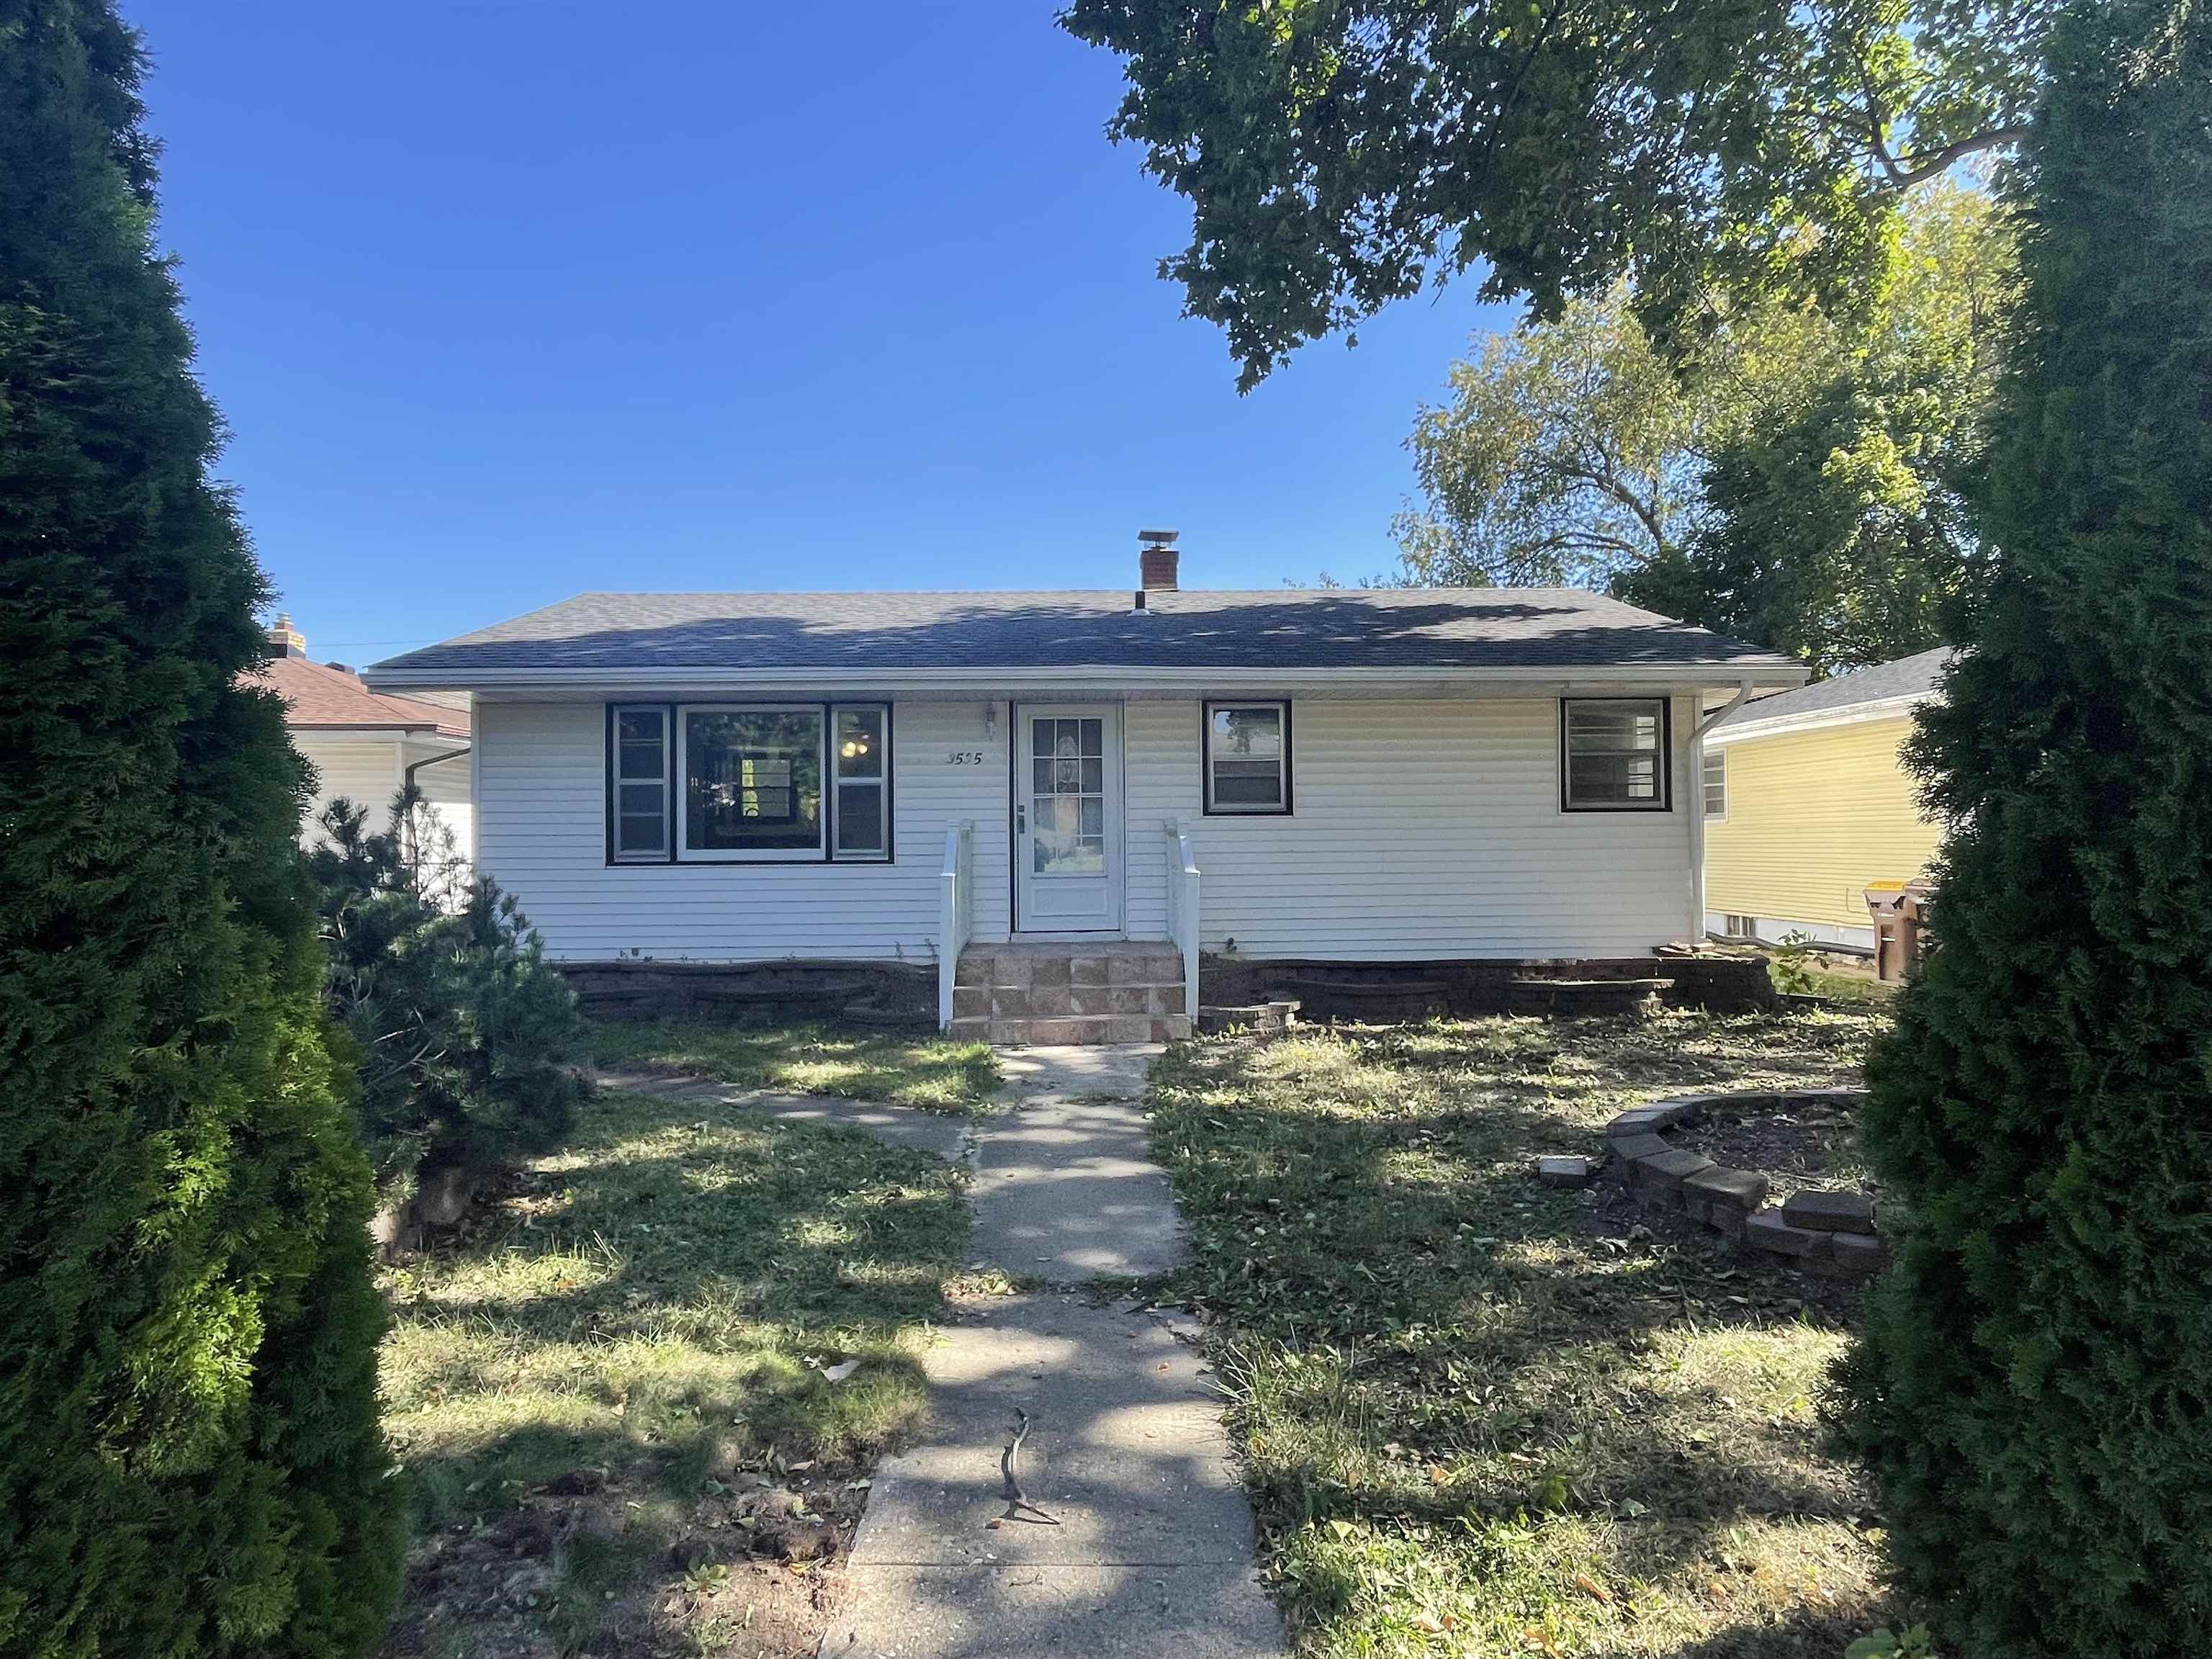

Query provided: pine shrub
[1833,3,2212,1653]
[0,4,400,1653]
[310,792,587,1212]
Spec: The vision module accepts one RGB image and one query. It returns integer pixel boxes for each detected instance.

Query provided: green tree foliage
[1064,0,2056,387]
[0,3,400,1653]
[1395,184,2013,673]
[1831,2,2212,1651]
[1624,186,2015,672]
[1393,283,1703,588]
[310,792,587,1209]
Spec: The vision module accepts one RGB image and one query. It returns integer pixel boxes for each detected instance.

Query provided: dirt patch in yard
[385,1462,866,1659]
[1670,1089,1879,1210]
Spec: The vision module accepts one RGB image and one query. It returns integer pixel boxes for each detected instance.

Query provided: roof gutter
[403,742,471,792]
[1694,680,1758,740]
[362,661,1809,695]
[1705,691,1927,747]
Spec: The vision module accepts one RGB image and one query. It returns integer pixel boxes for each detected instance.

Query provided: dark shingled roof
[1716,647,1954,732]
[368,588,1798,678]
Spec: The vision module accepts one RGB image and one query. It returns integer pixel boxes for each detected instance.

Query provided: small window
[1561,698,1671,811]
[611,705,670,860]
[1204,701,1291,814]
[1701,746,1727,819]
[832,705,891,860]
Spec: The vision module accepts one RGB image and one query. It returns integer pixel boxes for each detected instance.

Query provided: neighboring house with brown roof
[256,615,473,868]
[364,534,1806,1040]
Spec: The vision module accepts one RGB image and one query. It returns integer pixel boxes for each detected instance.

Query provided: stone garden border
[1594,1088,1887,1279]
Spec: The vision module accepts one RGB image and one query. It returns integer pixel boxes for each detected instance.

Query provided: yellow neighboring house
[1701,647,1951,952]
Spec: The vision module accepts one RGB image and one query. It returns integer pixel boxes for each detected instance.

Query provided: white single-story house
[363,537,1803,1040]
[258,614,475,867]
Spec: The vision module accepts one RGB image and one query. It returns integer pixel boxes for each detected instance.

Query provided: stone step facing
[950,940,1190,1046]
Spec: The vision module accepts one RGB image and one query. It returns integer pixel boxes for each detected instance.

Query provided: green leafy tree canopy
[1064,0,2055,387]
[1394,181,2013,673]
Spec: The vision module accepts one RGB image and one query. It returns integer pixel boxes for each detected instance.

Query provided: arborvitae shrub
[1832,2,2212,1653]
[310,791,588,1210]
[0,4,400,1653]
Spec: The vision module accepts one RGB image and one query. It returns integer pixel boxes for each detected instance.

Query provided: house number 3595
[946,750,986,765]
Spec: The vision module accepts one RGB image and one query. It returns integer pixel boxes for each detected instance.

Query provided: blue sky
[138,3,1514,664]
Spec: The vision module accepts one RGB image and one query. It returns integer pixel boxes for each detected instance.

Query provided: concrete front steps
[950,940,1192,1046]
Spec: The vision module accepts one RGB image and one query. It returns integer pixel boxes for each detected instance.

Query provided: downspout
[402,742,472,878]
[1686,684,1755,944]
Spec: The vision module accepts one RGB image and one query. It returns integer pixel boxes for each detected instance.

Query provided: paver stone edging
[1597,1088,1889,1279]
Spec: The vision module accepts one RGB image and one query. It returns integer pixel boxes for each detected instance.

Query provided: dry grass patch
[1148,1007,1898,1658]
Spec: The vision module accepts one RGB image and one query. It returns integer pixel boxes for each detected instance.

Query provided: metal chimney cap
[1137,529,1179,545]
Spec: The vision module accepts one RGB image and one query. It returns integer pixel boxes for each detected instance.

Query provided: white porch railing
[1163,817,1201,1017]
[938,819,976,1031]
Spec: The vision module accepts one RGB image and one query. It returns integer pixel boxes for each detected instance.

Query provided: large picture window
[1203,701,1292,814]
[1561,698,1671,811]
[608,703,891,863]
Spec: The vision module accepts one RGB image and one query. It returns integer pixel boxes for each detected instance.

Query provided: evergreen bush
[0,3,400,1652]
[310,791,587,1214]
[1833,2,2212,1652]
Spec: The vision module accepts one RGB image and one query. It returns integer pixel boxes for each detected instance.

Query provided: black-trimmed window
[611,706,672,860]
[1561,698,1671,811]
[608,702,891,863]
[832,706,888,857]
[1203,701,1291,814]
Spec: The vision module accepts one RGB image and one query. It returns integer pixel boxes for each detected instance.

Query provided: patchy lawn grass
[1148,1007,1899,1658]
[379,1085,969,1658]
[588,1017,1000,1113]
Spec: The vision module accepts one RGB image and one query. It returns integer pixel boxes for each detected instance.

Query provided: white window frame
[1560,697,1673,813]
[1202,699,1292,816]
[1701,745,1728,821]
[610,703,671,863]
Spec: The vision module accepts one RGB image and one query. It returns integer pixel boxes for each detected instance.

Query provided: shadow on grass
[586,1015,1000,1112]
[379,1085,971,1655]
[1148,1011,1899,1658]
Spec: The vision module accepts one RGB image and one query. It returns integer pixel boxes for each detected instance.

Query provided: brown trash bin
[1866,878,1936,982]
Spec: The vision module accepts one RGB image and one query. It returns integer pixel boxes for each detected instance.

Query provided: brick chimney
[267,613,307,658]
[1138,529,1179,593]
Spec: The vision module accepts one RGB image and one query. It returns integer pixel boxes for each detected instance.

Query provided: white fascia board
[1704,693,1926,747]
[363,661,1809,698]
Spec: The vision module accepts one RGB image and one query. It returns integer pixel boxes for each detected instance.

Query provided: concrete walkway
[596,1049,1284,1659]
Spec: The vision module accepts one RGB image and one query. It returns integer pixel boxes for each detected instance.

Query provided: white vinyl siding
[476,694,1697,964]
[1126,696,1694,959]
[297,734,403,845]
[294,730,473,868]
[414,749,475,868]
[477,699,1010,961]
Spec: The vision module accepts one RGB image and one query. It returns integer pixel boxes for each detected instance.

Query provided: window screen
[1204,702,1290,814]
[1562,699,1671,811]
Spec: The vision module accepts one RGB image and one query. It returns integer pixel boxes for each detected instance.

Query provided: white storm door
[1014,706,1123,932]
